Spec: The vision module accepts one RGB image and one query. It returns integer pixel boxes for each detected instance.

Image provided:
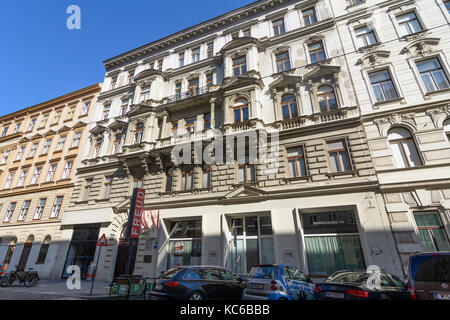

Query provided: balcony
[163,86,211,105]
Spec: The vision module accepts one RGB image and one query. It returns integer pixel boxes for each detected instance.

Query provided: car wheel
[188,291,204,300]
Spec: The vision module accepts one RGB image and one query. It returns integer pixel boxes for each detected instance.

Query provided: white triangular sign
[96,234,108,247]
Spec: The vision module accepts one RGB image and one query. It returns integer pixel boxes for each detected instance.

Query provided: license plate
[154,284,162,290]
[325,292,344,299]
[251,283,263,289]
[434,293,450,300]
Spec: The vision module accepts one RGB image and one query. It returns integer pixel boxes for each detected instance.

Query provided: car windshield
[160,267,183,279]
[326,271,366,283]
[248,266,276,280]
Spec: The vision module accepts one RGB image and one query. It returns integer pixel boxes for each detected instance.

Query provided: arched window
[233,98,249,123]
[36,236,51,264]
[2,237,17,264]
[281,95,298,120]
[134,123,144,144]
[444,119,450,141]
[388,127,422,168]
[317,85,337,112]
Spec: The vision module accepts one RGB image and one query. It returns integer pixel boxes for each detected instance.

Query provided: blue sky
[0,0,254,117]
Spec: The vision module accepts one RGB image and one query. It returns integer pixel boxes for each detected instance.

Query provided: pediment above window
[89,125,108,136]
[43,129,56,137]
[19,137,30,144]
[30,133,43,141]
[303,65,341,82]
[221,74,263,90]
[269,74,302,90]
[126,104,155,117]
[401,38,440,58]
[57,125,71,134]
[220,37,264,54]
[357,50,390,68]
[224,184,266,199]
[134,68,167,82]
[108,119,128,132]
[72,121,87,129]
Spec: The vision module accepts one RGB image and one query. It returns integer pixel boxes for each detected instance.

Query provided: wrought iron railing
[165,86,209,104]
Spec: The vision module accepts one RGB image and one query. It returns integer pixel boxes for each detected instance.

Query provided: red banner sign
[130,188,145,239]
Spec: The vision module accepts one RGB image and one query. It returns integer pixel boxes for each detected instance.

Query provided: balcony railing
[165,86,209,104]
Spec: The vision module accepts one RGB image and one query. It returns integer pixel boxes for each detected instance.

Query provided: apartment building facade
[0,84,101,279]
[65,0,417,283]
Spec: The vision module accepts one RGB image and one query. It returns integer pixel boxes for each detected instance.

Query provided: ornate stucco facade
[0,84,101,279]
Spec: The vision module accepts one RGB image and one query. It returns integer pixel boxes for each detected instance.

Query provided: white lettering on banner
[130,189,145,238]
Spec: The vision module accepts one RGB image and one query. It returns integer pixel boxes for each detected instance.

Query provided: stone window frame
[323,136,355,174]
[438,0,450,23]
[303,35,329,65]
[407,53,450,98]
[388,6,427,40]
[409,207,450,252]
[282,143,310,180]
[306,75,345,114]
[271,84,303,122]
[271,46,293,75]
[164,167,175,193]
[386,125,424,169]
[360,63,405,108]
[348,19,381,51]
[231,96,251,124]
[81,178,94,202]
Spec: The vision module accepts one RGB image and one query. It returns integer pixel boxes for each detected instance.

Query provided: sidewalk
[0,280,118,300]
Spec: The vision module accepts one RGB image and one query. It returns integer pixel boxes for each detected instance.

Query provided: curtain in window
[305,235,365,275]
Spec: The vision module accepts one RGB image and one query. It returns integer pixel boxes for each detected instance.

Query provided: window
[134,123,144,144]
[175,82,182,100]
[349,0,364,5]
[185,117,197,134]
[1,126,9,137]
[369,70,399,102]
[302,211,365,276]
[207,42,214,58]
[188,78,199,96]
[446,1,450,14]
[28,118,36,132]
[82,179,93,201]
[202,166,211,188]
[179,52,185,67]
[416,58,450,92]
[232,56,247,76]
[62,161,73,179]
[50,196,63,218]
[287,146,307,178]
[3,238,16,264]
[275,52,291,73]
[110,76,117,90]
[31,167,42,185]
[55,135,66,151]
[165,168,174,192]
[93,139,103,158]
[192,47,200,63]
[28,142,38,158]
[303,8,317,26]
[66,106,76,120]
[53,110,62,125]
[36,236,51,264]
[167,220,202,267]
[414,211,450,251]
[204,113,211,130]
[397,12,423,36]
[18,200,31,221]
[228,216,274,273]
[13,122,21,134]
[33,198,46,220]
[120,100,129,116]
[46,163,57,182]
[238,163,255,183]
[81,101,91,115]
[233,98,249,123]
[206,73,213,88]
[308,41,326,63]
[103,176,113,199]
[272,18,286,36]
[281,95,298,120]
[71,131,82,148]
[41,139,52,155]
[4,202,16,222]
[317,85,337,112]
[4,172,15,189]
[140,86,150,103]
[40,114,49,128]
[327,140,352,173]
[243,28,251,37]
[388,127,422,168]
[111,134,122,154]
[132,178,143,189]
[171,121,179,136]
[355,25,377,47]
[180,170,194,190]
[16,146,25,161]
[231,32,239,40]
[444,119,450,141]
[102,105,110,120]
[1,150,10,164]
[17,169,28,187]
[157,59,163,71]
[127,70,135,84]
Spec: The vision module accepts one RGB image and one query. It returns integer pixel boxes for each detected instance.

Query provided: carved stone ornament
[374,113,417,136]
[357,50,390,68]
[401,38,440,58]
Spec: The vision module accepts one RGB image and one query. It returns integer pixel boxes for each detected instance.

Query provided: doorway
[17,235,34,271]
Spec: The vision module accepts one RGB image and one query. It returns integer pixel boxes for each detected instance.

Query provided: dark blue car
[150,266,245,300]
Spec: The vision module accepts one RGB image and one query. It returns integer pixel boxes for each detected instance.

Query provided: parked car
[150,266,245,300]
[315,270,411,300]
[408,252,450,300]
[242,264,315,300]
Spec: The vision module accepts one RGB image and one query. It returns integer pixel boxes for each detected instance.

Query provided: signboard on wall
[130,188,145,238]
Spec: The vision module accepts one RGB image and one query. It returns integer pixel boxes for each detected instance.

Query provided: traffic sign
[96,234,108,247]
